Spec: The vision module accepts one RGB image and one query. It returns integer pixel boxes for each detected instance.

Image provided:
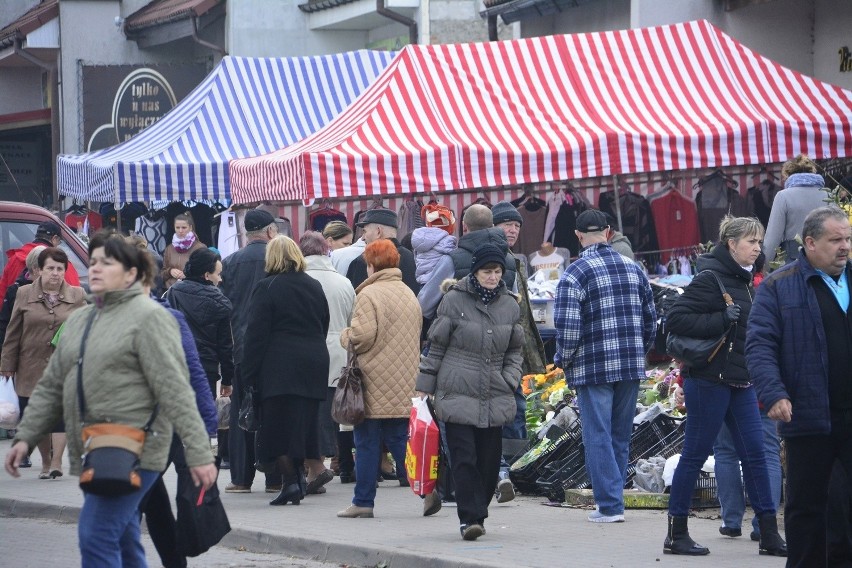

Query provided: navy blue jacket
[155,296,218,436]
[746,253,852,437]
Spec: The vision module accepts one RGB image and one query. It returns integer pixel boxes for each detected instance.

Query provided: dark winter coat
[165,278,234,387]
[666,244,754,385]
[0,272,30,357]
[416,277,524,428]
[242,271,330,401]
[449,228,516,291]
[747,254,852,437]
[221,240,267,365]
[346,238,420,295]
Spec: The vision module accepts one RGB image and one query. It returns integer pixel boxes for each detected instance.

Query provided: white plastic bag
[0,377,20,429]
[633,456,667,493]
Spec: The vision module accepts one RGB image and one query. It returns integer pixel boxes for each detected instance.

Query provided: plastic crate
[509,422,582,494]
[691,473,719,509]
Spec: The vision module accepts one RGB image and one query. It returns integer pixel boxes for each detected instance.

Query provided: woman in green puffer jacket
[4,231,216,567]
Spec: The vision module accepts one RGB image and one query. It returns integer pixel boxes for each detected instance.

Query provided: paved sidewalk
[0,442,785,567]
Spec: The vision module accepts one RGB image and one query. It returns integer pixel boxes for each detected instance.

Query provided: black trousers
[140,436,187,568]
[444,422,502,526]
[785,410,852,568]
[827,461,852,567]
[228,366,279,487]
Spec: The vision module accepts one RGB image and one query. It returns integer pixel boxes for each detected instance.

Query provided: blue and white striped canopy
[57,51,396,203]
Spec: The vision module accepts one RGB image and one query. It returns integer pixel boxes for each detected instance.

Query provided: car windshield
[0,220,89,287]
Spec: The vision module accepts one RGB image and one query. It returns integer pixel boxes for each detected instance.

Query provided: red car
[0,201,89,289]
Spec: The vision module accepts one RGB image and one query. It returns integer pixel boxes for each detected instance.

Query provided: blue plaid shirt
[554,243,657,387]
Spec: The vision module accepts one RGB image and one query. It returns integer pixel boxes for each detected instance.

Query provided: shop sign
[0,141,39,189]
[82,63,209,152]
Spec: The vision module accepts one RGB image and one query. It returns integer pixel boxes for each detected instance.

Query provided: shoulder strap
[76,309,159,430]
[695,270,733,306]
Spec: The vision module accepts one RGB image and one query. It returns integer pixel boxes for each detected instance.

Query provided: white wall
[814,0,852,90]
[0,68,44,115]
[227,0,367,57]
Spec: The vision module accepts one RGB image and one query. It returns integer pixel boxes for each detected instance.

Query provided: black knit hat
[491,201,523,226]
[470,243,506,273]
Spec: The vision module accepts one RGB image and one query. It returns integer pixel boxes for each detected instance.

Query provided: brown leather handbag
[331,344,365,426]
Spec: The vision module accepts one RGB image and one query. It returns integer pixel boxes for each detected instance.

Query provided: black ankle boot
[663,515,710,555]
[757,514,787,557]
[269,483,302,506]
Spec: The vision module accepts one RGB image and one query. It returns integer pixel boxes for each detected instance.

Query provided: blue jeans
[576,380,640,516]
[501,384,527,439]
[352,418,408,508]
[669,378,774,517]
[714,410,782,534]
[78,469,160,568]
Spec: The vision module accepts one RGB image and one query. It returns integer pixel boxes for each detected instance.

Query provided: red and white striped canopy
[229,19,852,204]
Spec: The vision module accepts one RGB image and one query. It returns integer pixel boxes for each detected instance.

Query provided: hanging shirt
[135,214,168,255]
[217,211,240,259]
[529,250,568,280]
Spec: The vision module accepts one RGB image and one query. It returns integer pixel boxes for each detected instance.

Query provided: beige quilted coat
[340,268,422,419]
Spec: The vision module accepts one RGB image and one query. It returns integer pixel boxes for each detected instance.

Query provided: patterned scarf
[172,231,197,253]
[784,172,825,189]
[468,272,504,305]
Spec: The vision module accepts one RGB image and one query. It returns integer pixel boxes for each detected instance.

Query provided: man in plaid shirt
[554,209,657,523]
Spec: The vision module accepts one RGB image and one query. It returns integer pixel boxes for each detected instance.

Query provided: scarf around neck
[784,172,825,189]
[172,231,197,253]
[468,272,504,305]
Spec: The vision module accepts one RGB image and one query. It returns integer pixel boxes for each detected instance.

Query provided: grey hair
[299,230,329,257]
[25,245,47,272]
[719,215,764,244]
[802,206,849,240]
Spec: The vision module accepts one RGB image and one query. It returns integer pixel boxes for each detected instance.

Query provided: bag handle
[694,270,737,363]
[694,270,734,307]
[76,309,158,431]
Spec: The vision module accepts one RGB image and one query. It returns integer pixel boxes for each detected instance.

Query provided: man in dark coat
[748,206,852,565]
[346,209,420,295]
[220,209,280,493]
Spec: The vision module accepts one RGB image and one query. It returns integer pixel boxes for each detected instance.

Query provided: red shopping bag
[405,396,440,496]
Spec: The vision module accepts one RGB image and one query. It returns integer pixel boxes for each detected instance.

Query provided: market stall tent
[229,19,852,205]
[57,51,396,203]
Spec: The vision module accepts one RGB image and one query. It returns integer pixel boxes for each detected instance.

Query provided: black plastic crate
[691,473,719,509]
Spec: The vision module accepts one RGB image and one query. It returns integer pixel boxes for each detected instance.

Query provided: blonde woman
[241,236,330,506]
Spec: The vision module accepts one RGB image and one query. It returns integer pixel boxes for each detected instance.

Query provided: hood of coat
[440,275,516,301]
[355,267,402,294]
[696,243,753,283]
[305,254,337,273]
[89,281,144,310]
[411,227,457,255]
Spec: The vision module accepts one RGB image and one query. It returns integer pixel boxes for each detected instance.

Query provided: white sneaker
[587,509,625,523]
[495,478,516,503]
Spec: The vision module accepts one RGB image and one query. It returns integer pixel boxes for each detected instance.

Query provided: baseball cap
[575,210,610,233]
[36,221,61,238]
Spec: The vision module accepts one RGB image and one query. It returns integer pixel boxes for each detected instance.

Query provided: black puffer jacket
[166,278,234,386]
[667,244,754,385]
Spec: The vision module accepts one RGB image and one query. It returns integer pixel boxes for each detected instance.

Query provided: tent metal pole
[612,174,623,233]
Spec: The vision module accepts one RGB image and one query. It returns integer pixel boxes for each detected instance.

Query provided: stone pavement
[0,442,785,568]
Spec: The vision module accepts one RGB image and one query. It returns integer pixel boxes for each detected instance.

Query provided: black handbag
[237,387,260,432]
[175,472,231,557]
[665,270,736,369]
[331,344,366,426]
[77,310,158,496]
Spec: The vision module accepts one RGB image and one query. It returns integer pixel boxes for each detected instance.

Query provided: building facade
[0,0,848,207]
